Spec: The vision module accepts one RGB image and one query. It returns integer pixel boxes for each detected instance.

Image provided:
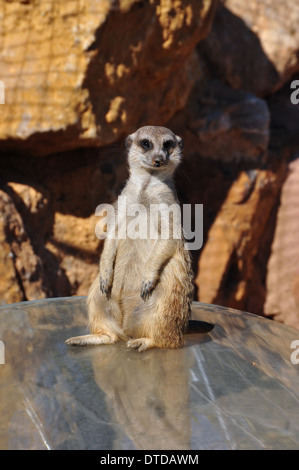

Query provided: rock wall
[0,0,216,154]
[0,0,299,328]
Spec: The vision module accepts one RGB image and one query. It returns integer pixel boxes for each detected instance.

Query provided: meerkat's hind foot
[127,337,156,353]
[65,333,117,347]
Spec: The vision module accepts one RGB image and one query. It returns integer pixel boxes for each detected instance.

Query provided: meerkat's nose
[153,155,164,167]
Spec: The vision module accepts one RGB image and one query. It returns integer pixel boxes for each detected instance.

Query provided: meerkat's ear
[175,135,184,150]
[125,134,133,150]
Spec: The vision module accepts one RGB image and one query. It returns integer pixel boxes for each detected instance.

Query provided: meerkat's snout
[153,155,165,167]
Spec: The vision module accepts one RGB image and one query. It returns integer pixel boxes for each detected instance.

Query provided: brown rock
[0,189,47,303]
[0,0,298,336]
[0,195,24,305]
[267,75,299,153]
[6,182,48,215]
[198,0,299,96]
[264,158,299,328]
[45,239,99,298]
[0,0,216,156]
[46,212,101,296]
[169,79,270,162]
[226,0,299,85]
[6,181,50,239]
[0,146,127,301]
[195,168,285,315]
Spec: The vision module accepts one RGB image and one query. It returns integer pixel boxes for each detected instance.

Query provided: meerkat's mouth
[140,159,166,170]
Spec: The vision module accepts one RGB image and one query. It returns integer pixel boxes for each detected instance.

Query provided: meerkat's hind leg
[65,331,118,347]
[127,337,156,352]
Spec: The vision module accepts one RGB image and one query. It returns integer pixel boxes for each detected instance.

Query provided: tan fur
[66,126,194,352]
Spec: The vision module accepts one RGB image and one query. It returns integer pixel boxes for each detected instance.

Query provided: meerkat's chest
[117,180,179,242]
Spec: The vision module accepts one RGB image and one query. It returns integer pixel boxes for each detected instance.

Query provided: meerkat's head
[125,126,183,178]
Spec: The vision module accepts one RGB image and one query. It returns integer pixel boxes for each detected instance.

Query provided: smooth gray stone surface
[0,296,299,450]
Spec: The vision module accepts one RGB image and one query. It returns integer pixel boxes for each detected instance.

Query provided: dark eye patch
[140,139,152,150]
[163,140,175,151]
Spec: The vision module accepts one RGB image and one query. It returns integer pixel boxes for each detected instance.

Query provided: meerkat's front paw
[66,333,118,346]
[127,337,155,352]
[100,277,112,298]
[140,279,156,301]
[65,335,89,346]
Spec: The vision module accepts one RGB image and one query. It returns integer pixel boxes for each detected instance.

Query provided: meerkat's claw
[100,277,112,298]
[140,280,155,301]
[65,335,89,346]
[66,333,118,346]
[127,337,155,352]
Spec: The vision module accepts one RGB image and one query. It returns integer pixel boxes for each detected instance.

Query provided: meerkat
[66,126,194,352]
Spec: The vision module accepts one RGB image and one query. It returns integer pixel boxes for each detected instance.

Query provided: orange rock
[169,79,270,163]
[46,212,101,296]
[0,189,47,303]
[226,0,299,86]
[198,0,299,96]
[195,168,283,314]
[264,158,299,328]
[0,0,216,155]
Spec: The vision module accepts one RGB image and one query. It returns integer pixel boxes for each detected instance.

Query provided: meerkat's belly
[112,238,154,296]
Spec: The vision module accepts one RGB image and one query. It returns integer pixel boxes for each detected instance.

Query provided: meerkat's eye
[140,139,151,150]
[163,140,175,151]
